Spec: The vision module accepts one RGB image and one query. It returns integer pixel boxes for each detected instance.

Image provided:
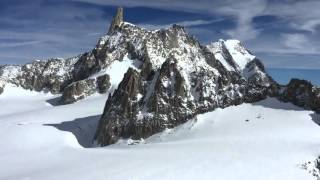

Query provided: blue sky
[0,0,320,70]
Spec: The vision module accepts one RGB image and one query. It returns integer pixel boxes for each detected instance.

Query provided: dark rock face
[61,74,111,104]
[0,58,76,94]
[95,58,279,146]
[97,74,111,93]
[301,156,320,179]
[61,79,96,104]
[73,54,100,81]
[279,79,320,112]
[95,68,143,144]
[0,54,113,104]
[108,7,124,34]
[94,26,279,146]
[243,58,280,103]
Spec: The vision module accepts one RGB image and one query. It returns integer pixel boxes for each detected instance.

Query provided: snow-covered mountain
[0,8,276,105]
[1,8,319,147]
[1,7,320,180]
[93,24,279,145]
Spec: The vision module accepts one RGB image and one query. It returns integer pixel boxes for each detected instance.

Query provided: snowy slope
[206,39,256,73]
[224,39,255,70]
[88,54,142,93]
[0,85,320,180]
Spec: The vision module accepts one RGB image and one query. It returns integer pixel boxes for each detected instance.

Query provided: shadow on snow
[310,113,320,126]
[43,98,320,148]
[252,98,304,111]
[253,98,320,128]
[44,115,101,148]
[46,96,63,106]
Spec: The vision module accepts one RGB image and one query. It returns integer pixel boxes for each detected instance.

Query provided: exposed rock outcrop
[0,58,76,94]
[97,74,111,94]
[0,50,114,104]
[301,157,320,179]
[61,74,111,104]
[0,83,3,94]
[61,79,96,104]
[279,79,320,113]
[108,7,124,34]
[95,68,143,144]
[0,8,129,104]
[93,18,279,146]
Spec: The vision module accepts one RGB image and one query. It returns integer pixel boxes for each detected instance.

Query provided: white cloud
[282,34,310,50]
[0,0,111,64]
[1,0,320,69]
[139,18,226,30]
[248,33,320,56]
[225,20,261,41]
[75,0,268,40]
[0,40,43,48]
[265,0,320,33]
[75,0,320,38]
[214,0,267,40]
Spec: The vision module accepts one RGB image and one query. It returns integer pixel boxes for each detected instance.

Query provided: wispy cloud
[75,0,320,39]
[0,40,43,48]
[282,34,310,50]
[249,33,320,56]
[214,0,267,41]
[75,0,267,41]
[0,0,320,69]
[139,18,227,30]
[265,0,320,33]
[0,0,111,64]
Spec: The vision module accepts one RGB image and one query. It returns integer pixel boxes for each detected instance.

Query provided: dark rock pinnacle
[108,7,124,34]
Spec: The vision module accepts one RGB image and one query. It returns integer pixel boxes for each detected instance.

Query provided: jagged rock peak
[108,7,124,34]
[93,28,281,145]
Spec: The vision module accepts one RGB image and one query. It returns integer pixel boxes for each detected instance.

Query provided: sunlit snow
[0,85,320,180]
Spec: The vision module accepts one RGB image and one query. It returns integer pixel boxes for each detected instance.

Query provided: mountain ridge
[93,8,280,145]
[0,8,319,146]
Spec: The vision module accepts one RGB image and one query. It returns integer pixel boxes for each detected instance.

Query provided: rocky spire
[108,7,124,34]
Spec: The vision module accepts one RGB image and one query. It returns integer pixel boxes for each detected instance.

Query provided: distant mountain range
[267,68,320,85]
